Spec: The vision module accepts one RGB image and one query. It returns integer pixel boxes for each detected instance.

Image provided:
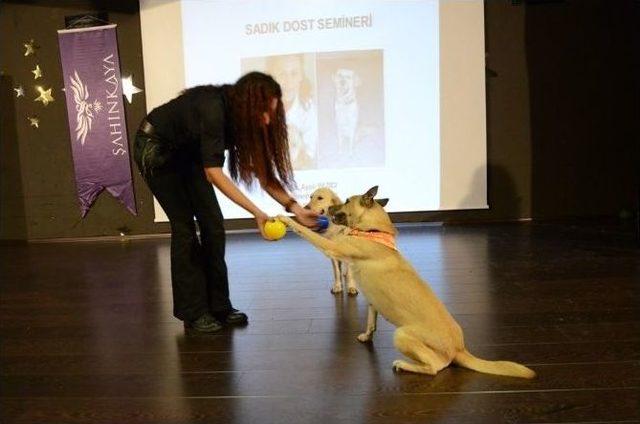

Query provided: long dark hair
[266,54,313,109]
[225,72,295,190]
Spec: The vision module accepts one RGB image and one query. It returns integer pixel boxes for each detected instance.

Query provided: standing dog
[332,68,360,156]
[278,186,535,378]
[305,188,358,295]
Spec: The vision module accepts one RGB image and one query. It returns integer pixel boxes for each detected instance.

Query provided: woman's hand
[290,203,319,228]
[254,211,271,240]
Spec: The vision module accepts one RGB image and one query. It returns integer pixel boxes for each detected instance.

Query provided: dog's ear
[360,186,379,208]
[363,186,379,198]
[376,198,389,207]
[331,194,342,206]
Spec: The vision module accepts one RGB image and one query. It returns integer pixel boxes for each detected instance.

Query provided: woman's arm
[262,181,318,228]
[204,167,271,239]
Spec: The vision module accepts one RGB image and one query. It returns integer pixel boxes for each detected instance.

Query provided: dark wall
[0,73,28,239]
[1,0,637,240]
[0,0,162,240]
[525,0,639,219]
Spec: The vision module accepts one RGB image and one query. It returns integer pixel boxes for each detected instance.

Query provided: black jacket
[146,85,233,168]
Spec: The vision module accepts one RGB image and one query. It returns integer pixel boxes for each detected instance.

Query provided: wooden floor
[1,222,638,424]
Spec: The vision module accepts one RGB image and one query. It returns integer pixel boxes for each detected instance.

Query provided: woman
[134,72,318,334]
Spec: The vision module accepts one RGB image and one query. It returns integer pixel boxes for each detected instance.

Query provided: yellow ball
[264,220,287,240]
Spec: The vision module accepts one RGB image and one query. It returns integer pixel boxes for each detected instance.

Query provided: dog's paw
[330,285,343,294]
[275,215,293,225]
[392,360,408,373]
[357,332,373,343]
[347,287,359,296]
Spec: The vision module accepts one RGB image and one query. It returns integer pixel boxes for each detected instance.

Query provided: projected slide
[180,0,439,218]
[139,0,488,221]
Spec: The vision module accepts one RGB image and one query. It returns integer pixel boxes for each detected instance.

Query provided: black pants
[134,133,232,322]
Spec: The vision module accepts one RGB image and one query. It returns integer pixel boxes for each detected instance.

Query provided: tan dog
[278,186,535,378]
[305,188,358,295]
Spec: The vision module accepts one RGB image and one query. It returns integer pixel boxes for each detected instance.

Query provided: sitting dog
[278,186,535,378]
[333,68,360,156]
[305,188,358,296]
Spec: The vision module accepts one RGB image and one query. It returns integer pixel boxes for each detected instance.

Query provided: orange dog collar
[348,229,398,251]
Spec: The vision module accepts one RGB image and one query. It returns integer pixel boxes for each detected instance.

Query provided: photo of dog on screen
[316,50,385,169]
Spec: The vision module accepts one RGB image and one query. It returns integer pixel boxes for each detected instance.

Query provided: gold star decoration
[34,86,54,106]
[121,75,142,103]
[24,39,39,57]
[28,116,40,128]
[14,86,25,97]
[31,64,42,80]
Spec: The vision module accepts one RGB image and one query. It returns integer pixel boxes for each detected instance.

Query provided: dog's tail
[453,350,536,379]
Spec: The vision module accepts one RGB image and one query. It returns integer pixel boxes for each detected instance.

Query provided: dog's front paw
[330,284,343,294]
[357,332,373,343]
[392,360,408,372]
[276,215,294,226]
[347,287,359,296]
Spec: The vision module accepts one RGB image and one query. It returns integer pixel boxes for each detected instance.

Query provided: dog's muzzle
[332,212,348,225]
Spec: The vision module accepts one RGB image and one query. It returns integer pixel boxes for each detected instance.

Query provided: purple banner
[57,24,136,217]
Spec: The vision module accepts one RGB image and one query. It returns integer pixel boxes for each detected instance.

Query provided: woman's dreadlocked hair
[225,72,295,190]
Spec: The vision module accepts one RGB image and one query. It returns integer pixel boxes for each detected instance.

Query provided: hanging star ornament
[24,39,39,57]
[28,116,40,128]
[121,75,142,103]
[34,86,54,106]
[14,86,25,97]
[31,65,42,80]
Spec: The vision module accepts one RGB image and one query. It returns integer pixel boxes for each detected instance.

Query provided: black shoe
[183,313,223,333]
[214,308,248,326]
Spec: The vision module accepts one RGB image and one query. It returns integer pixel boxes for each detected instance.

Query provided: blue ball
[317,215,330,232]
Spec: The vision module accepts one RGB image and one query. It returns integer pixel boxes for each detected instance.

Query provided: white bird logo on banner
[69,70,102,145]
